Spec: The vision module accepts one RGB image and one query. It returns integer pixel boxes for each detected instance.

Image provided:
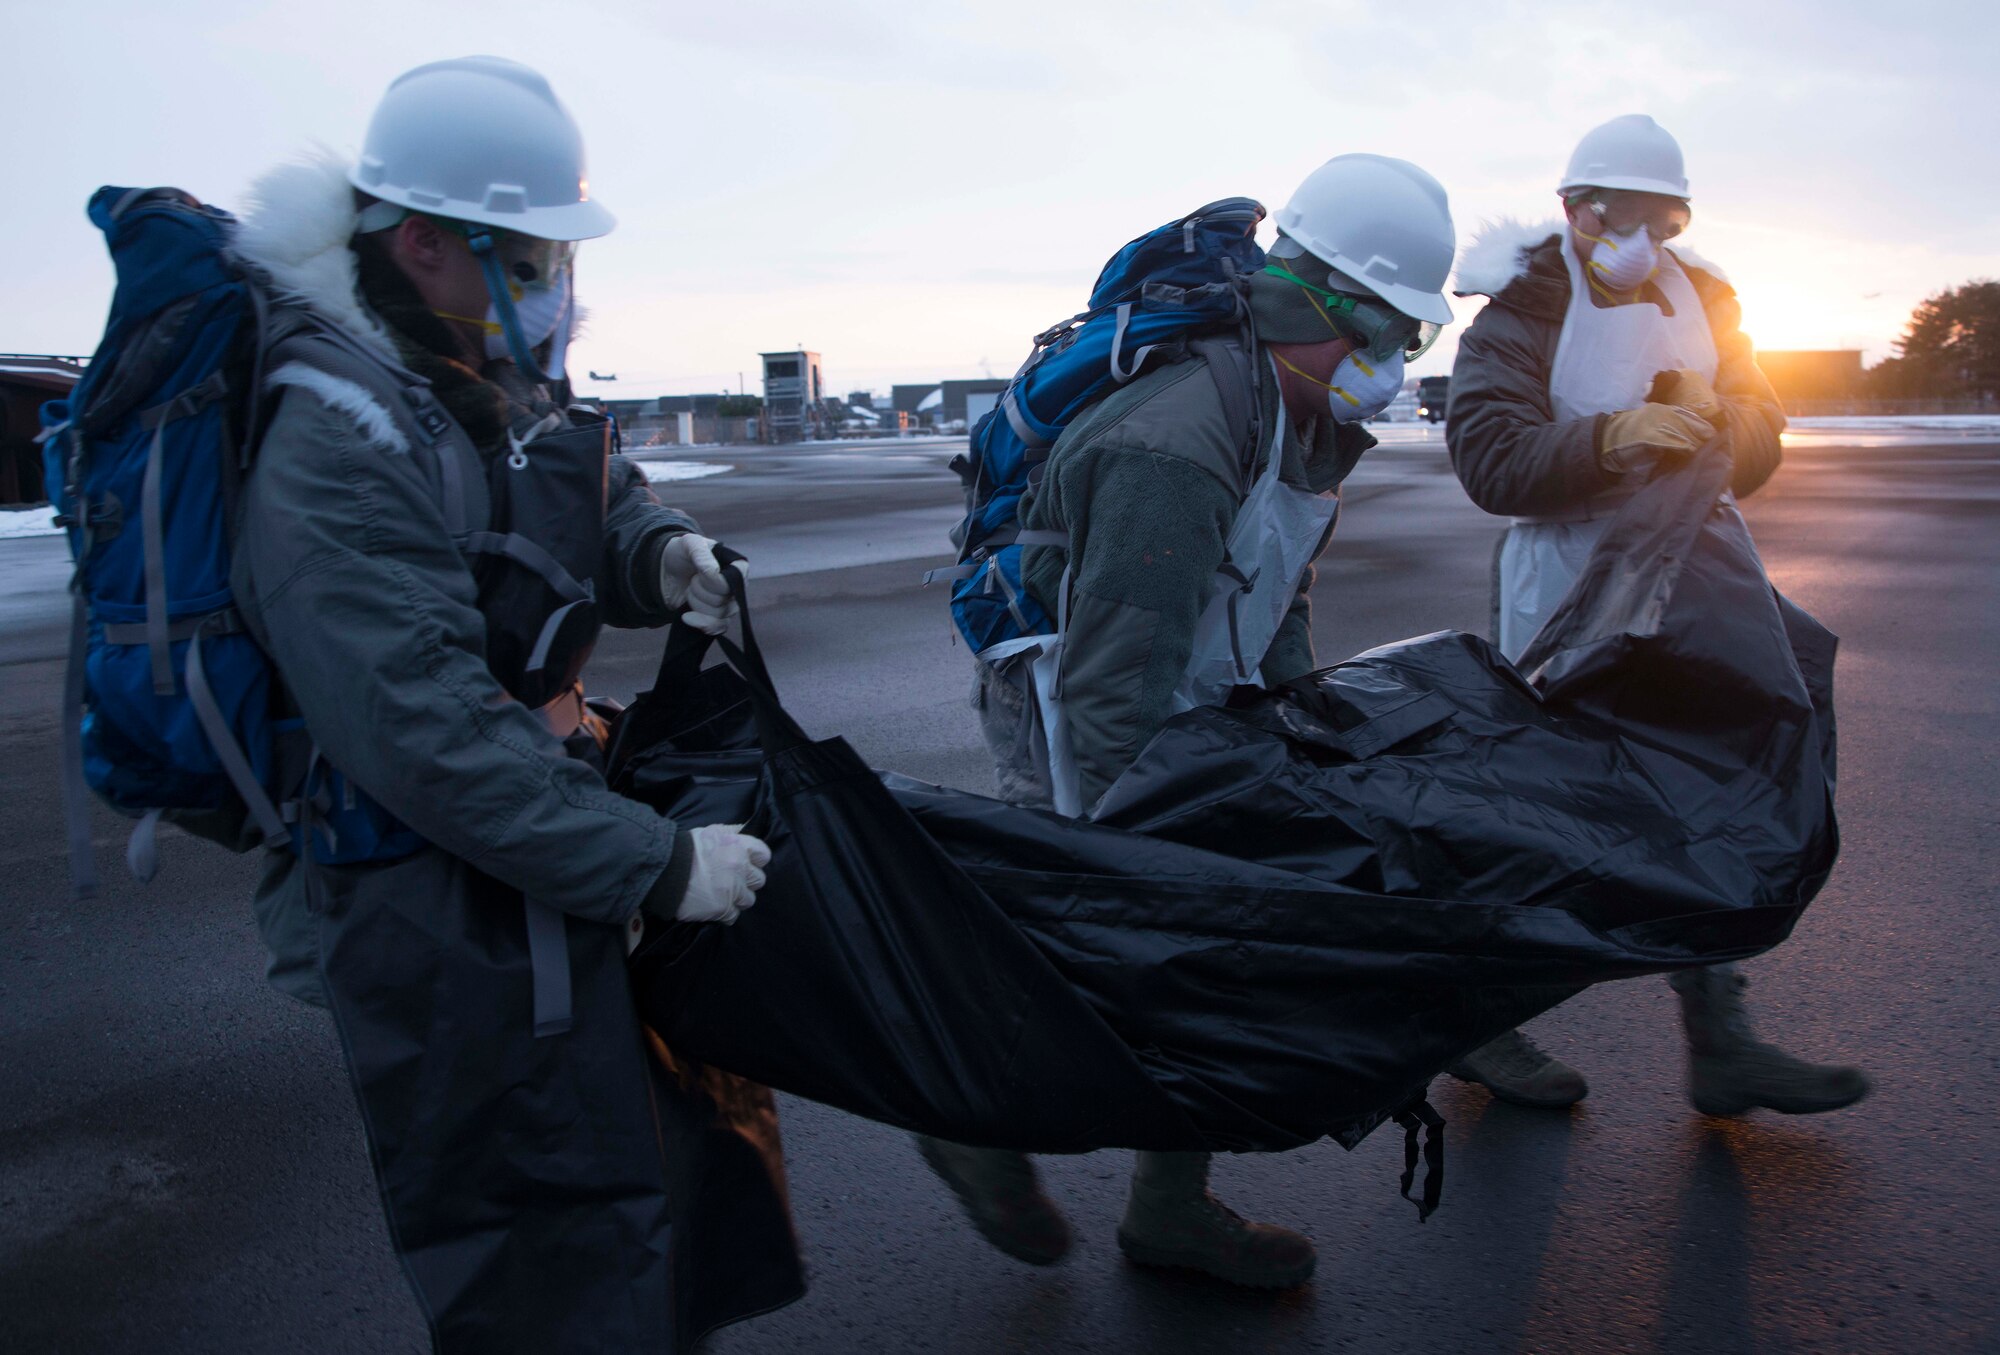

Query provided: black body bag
[612,446,1835,1187]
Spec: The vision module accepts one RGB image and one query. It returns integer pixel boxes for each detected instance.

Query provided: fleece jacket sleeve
[1051,446,1237,810]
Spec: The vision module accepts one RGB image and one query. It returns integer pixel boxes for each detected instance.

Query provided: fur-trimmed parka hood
[1452,216,1735,321]
[230,149,401,364]
[228,150,584,454]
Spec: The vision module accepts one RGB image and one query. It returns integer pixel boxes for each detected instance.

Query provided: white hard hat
[1271,154,1456,325]
[1558,114,1689,199]
[349,55,614,242]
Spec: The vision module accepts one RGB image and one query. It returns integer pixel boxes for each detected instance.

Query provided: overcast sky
[7,0,1996,398]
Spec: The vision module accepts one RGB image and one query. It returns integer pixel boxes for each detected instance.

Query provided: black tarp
[614,445,1837,1153]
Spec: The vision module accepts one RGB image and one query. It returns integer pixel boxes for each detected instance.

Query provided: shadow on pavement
[1660,1117,1857,1354]
[1431,1084,1582,1350]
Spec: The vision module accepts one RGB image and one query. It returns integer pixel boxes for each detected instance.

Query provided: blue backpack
[933,198,1268,654]
[41,186,423,896]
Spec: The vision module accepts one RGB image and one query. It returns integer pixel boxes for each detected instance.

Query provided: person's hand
[658,534,746,636]
[1598,403,1713,475]
[1656,368,1724,428]
[676,823,771,925]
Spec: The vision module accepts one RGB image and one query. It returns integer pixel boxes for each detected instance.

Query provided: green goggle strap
[1261,264,1419,360]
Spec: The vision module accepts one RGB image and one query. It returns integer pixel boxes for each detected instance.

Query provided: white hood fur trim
[266,361,410,455]
[1666,242,1729,286]
[1453,218,1563,298]
[231,148,399,364]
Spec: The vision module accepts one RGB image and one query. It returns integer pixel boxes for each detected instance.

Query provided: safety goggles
[358,205,580,287]
[1262,264,1443,362]
[1573,190,1691,242]
[425,215,577,289]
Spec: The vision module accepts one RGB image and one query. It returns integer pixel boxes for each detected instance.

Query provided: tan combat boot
[1116,1151,1316,1289]
[1446,1027,1590,1108]
[1670,966,1871,1116]
[914,1136,1072,1265]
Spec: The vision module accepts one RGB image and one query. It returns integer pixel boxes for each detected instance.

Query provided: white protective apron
[1496,236,1719,661]
[989,369,1338,816]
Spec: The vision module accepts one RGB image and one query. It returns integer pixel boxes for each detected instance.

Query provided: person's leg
[1446,1026,1590,1108]
[913,1134,1071,1265]
[1116,1151,1316,1289]
[1670,963,1870,1115]
[911,661,1074,1264]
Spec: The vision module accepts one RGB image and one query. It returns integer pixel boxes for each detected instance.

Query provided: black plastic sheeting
[613,445,1837,1154]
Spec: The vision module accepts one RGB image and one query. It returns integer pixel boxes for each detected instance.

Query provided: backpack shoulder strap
[261,313,482,536]
[1188,333,1263,497]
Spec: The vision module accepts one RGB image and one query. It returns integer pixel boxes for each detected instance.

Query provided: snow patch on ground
[1367,424,1449,446]
[638,462,732,484]
[0,507,61,540]
[1786,415,2000,432]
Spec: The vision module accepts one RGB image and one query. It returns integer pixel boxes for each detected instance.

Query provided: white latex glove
[658,534,746,636]
[678,823,772,924]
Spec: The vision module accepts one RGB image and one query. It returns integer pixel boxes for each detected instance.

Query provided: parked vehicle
[1418,375,1450,423]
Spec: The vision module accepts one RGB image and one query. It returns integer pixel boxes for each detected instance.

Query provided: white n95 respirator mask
[1277,346,1405,425]
[1578,224,1660,293]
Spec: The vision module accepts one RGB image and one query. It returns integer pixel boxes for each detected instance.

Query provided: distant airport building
[761,349,826,443]
[940,379,1009,431]
[891,378,1009,431]
[598,393,756,447]
[891,384,938,422]
[1757,350,1864,405]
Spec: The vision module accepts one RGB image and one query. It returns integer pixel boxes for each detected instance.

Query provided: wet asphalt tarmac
[1,428,1994,1354]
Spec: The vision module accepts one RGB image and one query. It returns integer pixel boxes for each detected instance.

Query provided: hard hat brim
[1275,229,1457,326]
[1556,174,1690,200]
[1367,277,1455,326]
[348,169,617,241]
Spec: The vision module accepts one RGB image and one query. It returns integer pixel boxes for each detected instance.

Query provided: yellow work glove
[1598,403,1714,476]
[1654,368,1725,428]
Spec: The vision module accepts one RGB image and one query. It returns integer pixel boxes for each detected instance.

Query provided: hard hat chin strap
[467,227,559,384]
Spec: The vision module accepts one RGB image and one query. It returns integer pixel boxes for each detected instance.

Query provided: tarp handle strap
[709,545,813,756]
[525,899,573,1038]
[1392,1097,1446,1222]
[649,612,717,697]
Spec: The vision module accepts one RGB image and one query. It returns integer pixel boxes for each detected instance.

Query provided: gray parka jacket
[1446,221,1785,519]
[1019,348,1373,809]
[228,160,696,1002]
[215,161,807,1354]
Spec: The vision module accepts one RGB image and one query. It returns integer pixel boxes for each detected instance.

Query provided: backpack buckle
[403,389,453,443]
[97,494,126,539]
